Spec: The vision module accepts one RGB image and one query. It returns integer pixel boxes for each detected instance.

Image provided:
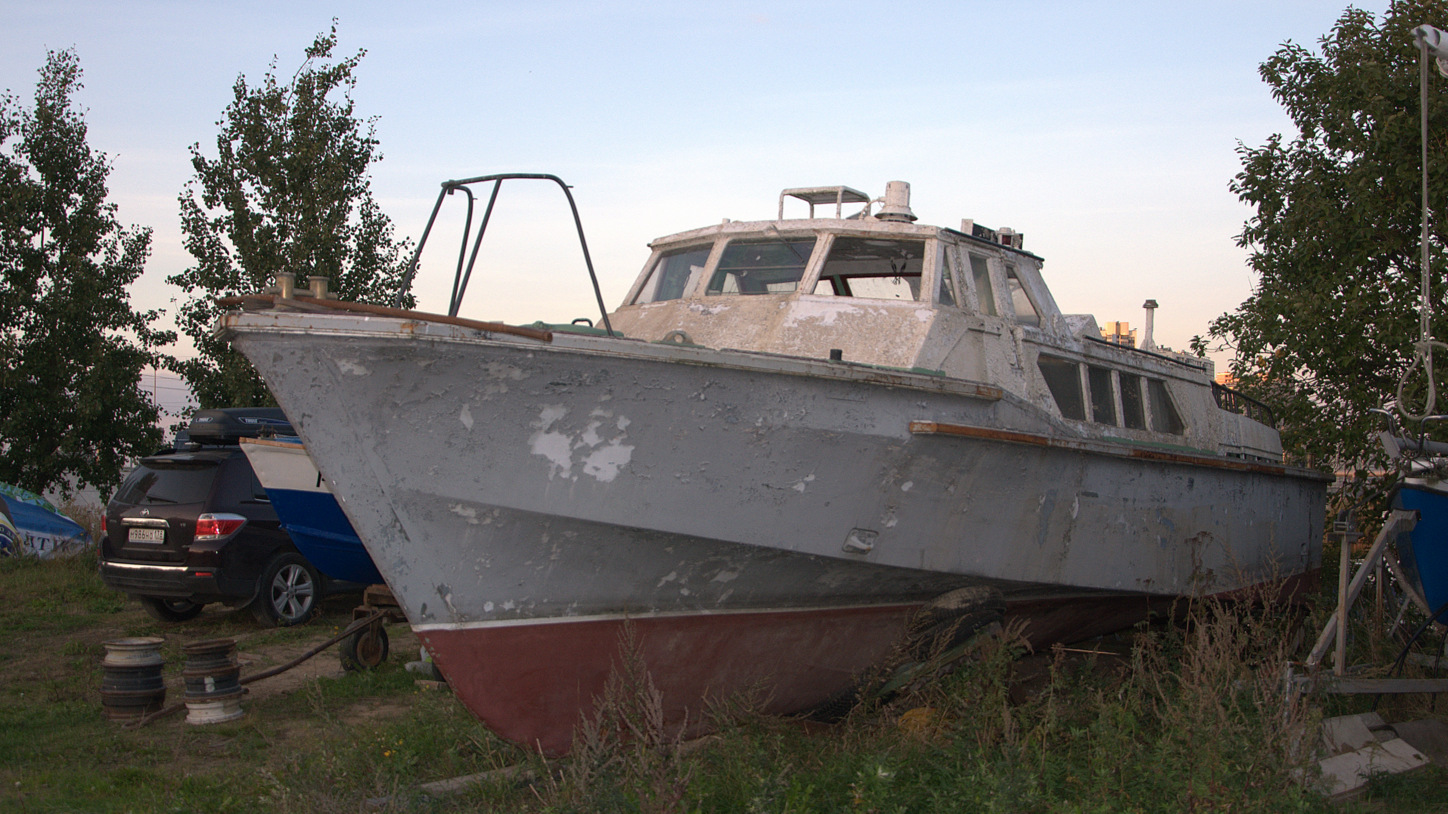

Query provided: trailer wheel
[341,624,390,671]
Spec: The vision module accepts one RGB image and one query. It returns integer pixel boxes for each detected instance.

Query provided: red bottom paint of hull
[416,573,1320,755]
[418,604,916,755]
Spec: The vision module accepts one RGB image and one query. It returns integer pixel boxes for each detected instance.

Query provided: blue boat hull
[268,487,384,585]
[239,438,384,586]
[1393,483,1448,622]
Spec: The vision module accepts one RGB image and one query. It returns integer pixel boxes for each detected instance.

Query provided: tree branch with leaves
[1202,0,1448,494]
[0,49,174,497]
[170,22,413,409]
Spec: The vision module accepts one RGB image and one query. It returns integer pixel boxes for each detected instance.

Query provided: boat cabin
[606,182,1280,463]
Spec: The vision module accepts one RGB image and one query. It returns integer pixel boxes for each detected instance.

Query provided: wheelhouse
[605,182,1275,461]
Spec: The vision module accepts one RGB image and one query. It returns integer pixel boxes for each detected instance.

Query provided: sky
[1,0,1395,413]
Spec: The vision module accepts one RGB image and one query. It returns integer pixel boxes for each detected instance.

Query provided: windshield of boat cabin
[1005,265,1040,326]
[706,238,816,295]
[969,254,997,315]
[635,246,711,302]
[812,237,925,301]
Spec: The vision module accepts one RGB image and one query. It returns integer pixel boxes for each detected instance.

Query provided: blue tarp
[0,483,91,557]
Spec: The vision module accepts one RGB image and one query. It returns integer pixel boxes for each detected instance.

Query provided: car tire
[250,552,321,627]
[907,586,1005,636]
[138,596,206,623]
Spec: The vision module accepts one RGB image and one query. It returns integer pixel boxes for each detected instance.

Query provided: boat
[216,174,1329,753]
[1391,489,1448,624]
[0,482,91,558]
[1377,428,1448,623]
[238,437,384,586]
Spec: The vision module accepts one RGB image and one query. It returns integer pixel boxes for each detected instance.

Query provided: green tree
[1202,0,1448,485]
[0,49,174,497]
[170,23,413,409]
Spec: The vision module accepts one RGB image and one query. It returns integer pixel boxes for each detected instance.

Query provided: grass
[513,603,1338,814]
[0,549,529,813]
[2,543,1446,813]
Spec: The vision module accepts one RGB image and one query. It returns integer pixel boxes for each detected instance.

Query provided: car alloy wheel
[251,552,320,626]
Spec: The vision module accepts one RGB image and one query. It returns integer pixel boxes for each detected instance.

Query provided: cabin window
[1005,265,1040,327]
[1038,356,1085,420]
[811,237,925,300]
[1147,379,1185,434]
[1119,373,1147,430]
[634,246,711,303]
[706,238,815,295]
[1088,366,1116,425]
[969,254,997,315]
[937,246,958,307]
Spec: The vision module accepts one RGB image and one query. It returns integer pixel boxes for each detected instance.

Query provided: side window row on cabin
[1037,355,1184,434]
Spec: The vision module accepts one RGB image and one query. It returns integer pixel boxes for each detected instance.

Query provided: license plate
[128,527,165,543]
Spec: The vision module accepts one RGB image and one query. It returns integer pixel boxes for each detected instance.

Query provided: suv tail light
[195,513,247,541]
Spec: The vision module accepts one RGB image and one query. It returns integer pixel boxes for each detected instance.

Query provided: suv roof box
[186,407,294,445]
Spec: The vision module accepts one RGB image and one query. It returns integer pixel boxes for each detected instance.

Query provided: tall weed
[540,622,696,813]
[521,593,1332,812]
[1123,594,1318,807]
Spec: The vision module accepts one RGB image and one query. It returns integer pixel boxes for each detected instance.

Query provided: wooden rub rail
[216,293,555,343]
[908,420,1309,478]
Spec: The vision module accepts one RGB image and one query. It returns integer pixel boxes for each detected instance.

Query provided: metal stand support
[1296,509,1448,696]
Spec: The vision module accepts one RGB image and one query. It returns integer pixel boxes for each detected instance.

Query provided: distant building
[1100,321,1137,348]
[1099,317,1212,377]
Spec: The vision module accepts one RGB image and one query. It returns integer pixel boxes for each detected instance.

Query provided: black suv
[100,408,337,626]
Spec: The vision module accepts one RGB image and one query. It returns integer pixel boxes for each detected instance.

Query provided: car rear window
[113,461,219,506]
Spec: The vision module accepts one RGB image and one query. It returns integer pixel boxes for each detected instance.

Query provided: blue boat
[239,438,383,585]
[1376,423,1448,624]
[1392,479,1448,623]
[0,482,91,557]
